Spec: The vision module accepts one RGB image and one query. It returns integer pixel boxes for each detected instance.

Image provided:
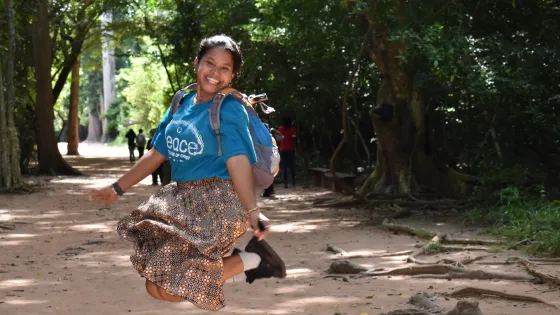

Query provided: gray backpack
[169,83,280,189]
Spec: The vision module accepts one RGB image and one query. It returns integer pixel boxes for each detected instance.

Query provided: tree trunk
[0,0,22,190]
[32,0,80,176]
[85,113,102,142]
[0,62,10,188]
[85,87,103,142]
[359,4,471,197]
[67,56,80,155]
[101,12,116,142]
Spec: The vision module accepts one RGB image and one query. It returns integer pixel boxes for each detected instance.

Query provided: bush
[462,187,560,256]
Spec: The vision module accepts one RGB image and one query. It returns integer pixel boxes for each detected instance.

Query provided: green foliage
[104,96,132,144]
[117,53,170,132]
[462,187,560,256]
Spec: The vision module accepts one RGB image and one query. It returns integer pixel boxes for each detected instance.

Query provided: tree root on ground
[383,219,437,239]
[409,234,445,258]
[0,223,16,230]
[382,219,503,247]
[442,238,502,246]
[381,309,434,315]
[312,194,481,210]
[325,243,415,260]
[448,287,557,308]
[445,300,484,315]
[381,300,484,315]
[327,260,368,274]
[325,244,347,254]
[523,257,560,263]
[331,250,415,260]
[333,250,415,260]
[7,185,35,194]
[511,257,560,286]
[476,257,560,266]
[412,271,533,281]
[415,245,490,252]
[358,264,534,281]
[411,243,490,254]
[313,196,363,207]
[473,257,560,285]
[408,255,490,267]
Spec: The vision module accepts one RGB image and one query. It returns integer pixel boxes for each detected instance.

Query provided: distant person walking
[147,128,163,185]
[277,117,296,188]
[136,129,147,159]
[125,129,137,163]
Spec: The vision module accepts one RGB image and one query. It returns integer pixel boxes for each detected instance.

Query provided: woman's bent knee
[145,280,184,302]
[156,286,184,302]
[145,280,164,300]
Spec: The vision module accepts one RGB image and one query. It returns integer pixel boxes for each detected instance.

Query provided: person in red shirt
[277,117,296,188]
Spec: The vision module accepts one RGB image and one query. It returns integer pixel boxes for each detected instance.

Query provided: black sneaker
[232,237,286,284]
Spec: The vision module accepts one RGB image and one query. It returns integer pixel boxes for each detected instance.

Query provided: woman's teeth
[206,77,219,84]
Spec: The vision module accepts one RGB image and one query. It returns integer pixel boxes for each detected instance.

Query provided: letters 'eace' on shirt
[152,93,257,182]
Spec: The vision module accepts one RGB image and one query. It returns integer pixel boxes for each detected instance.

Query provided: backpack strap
[171,83,198,115]
[209,88,246,156]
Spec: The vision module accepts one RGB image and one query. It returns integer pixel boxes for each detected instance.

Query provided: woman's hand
[89,185,118,208]
[249,211,270,240]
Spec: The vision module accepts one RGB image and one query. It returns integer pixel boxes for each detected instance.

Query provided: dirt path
[1,143,559,315]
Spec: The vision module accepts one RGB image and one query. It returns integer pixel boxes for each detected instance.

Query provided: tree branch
[328,21,374,198]
[139,7,177,92]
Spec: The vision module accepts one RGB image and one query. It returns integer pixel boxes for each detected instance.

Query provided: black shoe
[151,182,159,186]
[231,237,286,284]
[244,237,286,284]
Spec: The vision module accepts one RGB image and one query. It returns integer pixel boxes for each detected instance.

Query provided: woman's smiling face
[194,47,235,100]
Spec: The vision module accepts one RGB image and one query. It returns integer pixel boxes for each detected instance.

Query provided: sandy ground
[0,143,559,315]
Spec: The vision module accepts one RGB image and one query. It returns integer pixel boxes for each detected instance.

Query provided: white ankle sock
[238,251,261,271]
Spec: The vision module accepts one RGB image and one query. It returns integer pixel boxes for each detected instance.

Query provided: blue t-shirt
[152,93,257,182]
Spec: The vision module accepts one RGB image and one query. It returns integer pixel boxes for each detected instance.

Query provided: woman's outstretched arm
[89,148,167,207]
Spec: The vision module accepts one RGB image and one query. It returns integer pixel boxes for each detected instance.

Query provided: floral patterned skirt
[117,178,248,311]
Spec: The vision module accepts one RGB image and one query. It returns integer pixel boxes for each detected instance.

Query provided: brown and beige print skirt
[117,178,248,311]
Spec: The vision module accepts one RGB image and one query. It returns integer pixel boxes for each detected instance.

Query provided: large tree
[100,11,116,142]
[351,0,476,197]
[30,0,126,173]
[32,0,78,175]
[0,0,23,189]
